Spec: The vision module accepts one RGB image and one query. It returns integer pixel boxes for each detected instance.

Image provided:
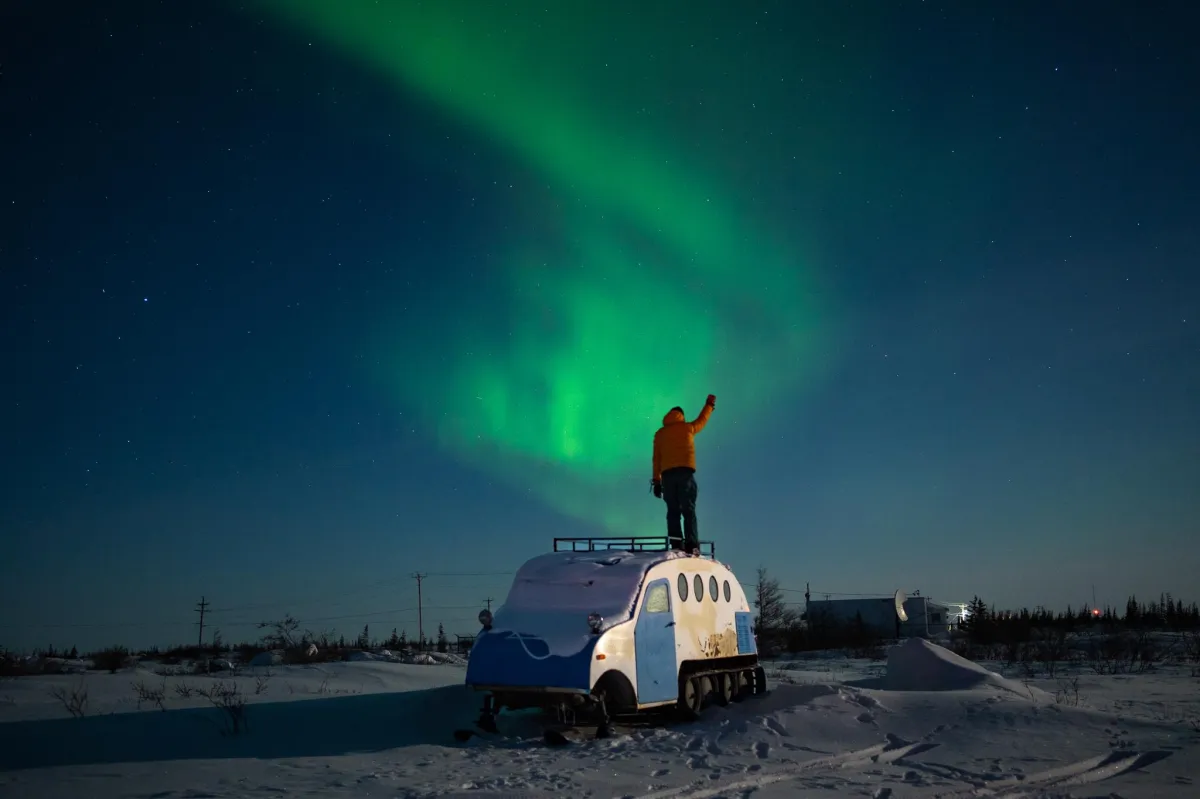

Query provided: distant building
[805,594,968,638]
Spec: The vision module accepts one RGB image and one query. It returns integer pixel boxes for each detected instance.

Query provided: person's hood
[662,407,686,425]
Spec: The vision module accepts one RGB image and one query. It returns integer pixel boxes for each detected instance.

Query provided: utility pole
[195,596,209,649]
[484,597,494,612]
[413,573,426,650]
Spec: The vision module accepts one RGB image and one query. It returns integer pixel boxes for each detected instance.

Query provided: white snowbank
[885,638,1045,698]
[249,651,283,667]
[492,549,684,657]
[346,649,468,667]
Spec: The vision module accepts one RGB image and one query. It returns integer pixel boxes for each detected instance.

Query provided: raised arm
[689,394,716,434]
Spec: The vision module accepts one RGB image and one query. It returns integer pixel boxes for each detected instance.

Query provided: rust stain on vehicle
[698,628,740,659]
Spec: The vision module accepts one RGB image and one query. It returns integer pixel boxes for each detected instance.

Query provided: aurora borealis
[256,0,834,533]
[2,0,1197,651]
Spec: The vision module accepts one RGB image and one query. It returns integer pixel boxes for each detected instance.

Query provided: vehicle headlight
[478,609,493,629]
[587,612,603,633]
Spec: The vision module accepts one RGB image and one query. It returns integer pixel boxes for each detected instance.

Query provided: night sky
[2,1,1197,653]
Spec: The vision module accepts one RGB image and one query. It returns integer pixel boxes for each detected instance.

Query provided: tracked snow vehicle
[461,536,766,740]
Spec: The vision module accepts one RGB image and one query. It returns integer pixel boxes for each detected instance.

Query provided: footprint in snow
[754,741,770,759]
[762,717,790,737]
[856,711,875,724]
[650,768,669,778]
[685,736,705,751]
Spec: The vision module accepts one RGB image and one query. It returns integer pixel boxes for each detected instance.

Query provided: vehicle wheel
[688,676,705,714]
[714,672,734,706]
[729,667,748,695]
[677,675,703,717]
[732,670,751,701]
[753,665,767,695]
[699,675,713,707]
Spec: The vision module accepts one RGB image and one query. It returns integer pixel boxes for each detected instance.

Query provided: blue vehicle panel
[466,630,597,691]
[734,611,757,655]
[634,577,678,704]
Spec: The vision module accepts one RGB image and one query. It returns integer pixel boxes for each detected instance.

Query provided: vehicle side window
[723,580,731,602]
[645,582,670,613]
[677,573,689,602]
[693,574,704,601]
[709,575,719,601]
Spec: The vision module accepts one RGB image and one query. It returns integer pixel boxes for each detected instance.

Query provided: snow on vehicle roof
[489,549,690,657]
[504,549,685,616]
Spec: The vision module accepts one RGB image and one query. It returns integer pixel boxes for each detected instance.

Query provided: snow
[1,641,1197,798]
[884,637,1052,698]
[491,549,682,657]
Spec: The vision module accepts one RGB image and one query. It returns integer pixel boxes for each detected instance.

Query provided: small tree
[962,596,993,646]
[258,615,301,650]
[436,623,448,653]
[753,567,799,652]
[357,624,370,650]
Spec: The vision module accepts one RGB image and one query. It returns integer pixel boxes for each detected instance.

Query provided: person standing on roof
[651,394,716,555]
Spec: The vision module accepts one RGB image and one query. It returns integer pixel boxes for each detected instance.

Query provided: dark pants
[662,467,699,551]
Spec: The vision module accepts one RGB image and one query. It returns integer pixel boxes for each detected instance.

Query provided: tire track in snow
[632,735,938,799]
[931,749,1174,798]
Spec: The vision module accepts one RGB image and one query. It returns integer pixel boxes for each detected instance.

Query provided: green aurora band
[256,1,841,535]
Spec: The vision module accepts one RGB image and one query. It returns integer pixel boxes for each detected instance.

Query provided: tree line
[752,566,1200,656]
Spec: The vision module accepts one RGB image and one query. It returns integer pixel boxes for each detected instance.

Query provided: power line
[194,596,209,647]
[205,574,416,614]
[5,568,880,634]
[0,604,487,631]
[199,572,517,616]
[424,570,516,577]
[413,572,427,645]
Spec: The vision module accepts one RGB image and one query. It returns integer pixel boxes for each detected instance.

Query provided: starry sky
[2,1,1197,653]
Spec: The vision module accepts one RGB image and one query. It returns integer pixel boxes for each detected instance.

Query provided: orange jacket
[652,400,714,481]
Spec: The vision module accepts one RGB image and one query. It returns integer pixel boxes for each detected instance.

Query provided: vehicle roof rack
[552,536,716,560]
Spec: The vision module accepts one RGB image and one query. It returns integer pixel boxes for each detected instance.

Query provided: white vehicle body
[466,545,759,710]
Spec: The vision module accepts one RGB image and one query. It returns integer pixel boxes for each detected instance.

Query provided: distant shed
[805,595,968,638]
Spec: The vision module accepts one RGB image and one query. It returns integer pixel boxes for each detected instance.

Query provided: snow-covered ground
[1,639,1197,798]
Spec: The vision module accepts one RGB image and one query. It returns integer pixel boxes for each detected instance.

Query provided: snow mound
[346,650,396,663]
[344,649,467,667]
[885,638,1042,698]
[249,651,284,667]
[405,650,467,667]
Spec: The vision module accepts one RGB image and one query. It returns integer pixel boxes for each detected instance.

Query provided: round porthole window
[709,575,719,601]
[723,580,731,602]
[677,573,689,602]
[694,574,704,601]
